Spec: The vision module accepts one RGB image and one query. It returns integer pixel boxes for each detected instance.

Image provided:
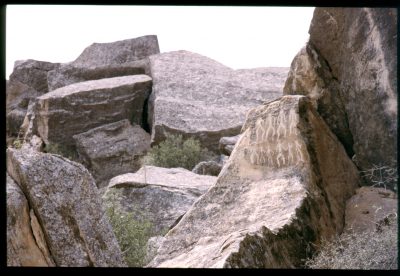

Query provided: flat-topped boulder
[73,120,151,188]
[7,148,126,267]
[148,95,359,268]
[148,50,288,152]
[104,166,217,235]
[33,75,152,146]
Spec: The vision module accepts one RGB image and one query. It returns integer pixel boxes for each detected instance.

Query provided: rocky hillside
[6,8,397,268]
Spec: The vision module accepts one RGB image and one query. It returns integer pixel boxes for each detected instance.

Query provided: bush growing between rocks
[104,190,153,267]
[305,213,398,269]
[142,133,214,170]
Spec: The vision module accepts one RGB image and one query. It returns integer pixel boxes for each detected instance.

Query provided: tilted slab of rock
[303,8,397,189]
[148,50,288,152]
[149,95,359,268]
[9,59,60,93]
[73,119,151,188]
[344,186,397,233]
[104,166,216,236]
[6,148,126,267]
[33,75,152,146]
[7,173,55,266]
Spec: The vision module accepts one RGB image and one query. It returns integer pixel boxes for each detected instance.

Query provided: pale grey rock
[219,134,242,156]
[149,96,360,268]
[192,160,222,176]
[344,186,397,233]
[7,148,126,267]
[145,236,166,264]
[104,166,217,235]
[33,75,152,146]
[148,50,288,152]
[73,119,151,188]
[297,8,397,189]
[9,59,60,93]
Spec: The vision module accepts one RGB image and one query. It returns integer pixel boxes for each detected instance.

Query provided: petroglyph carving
[245,107,308,168]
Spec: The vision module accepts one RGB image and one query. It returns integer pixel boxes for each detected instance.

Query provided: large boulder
[148,50,288,152]
[148,95,360,268]
[33,75,152,146]
[286,8,397,189]
[9,59,60,93]
[7,173,55,266]
[192,160,222,176]
[104,166,217,236]
[73,119,151,188]
[6,148,126,267]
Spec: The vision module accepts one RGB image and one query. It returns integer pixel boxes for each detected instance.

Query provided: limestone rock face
[9,59,60,93]
[7,148,126,267]
[148,50,288,152]
[344,186,397,233]
[7,173,55,266]
[104,166,216,236]
[286,8,397,188]
[148,95,359,268]
[33,75,152,146]
[73,119,151,188]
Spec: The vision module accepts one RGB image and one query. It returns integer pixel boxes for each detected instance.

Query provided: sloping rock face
[33,75,152,146]
[9,59,60,93]
[7,148,126,267]
[73,120,151,188]
[104,166,216,235]
[285,8,397,189]
[148,50,288,152]
[7,173,54,266]
[344,186,397,233]
[149,95,359,268]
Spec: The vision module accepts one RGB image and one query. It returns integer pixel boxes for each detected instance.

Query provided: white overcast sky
[6,5,315,78]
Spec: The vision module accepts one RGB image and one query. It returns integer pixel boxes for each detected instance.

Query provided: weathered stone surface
[289,8,397,189]
[149,95,359,268]
[6,80,40,136]
[219,135,241,156]
[145,236,166,264]
[33,75,152,146]
[7,173,54,266]
[73,119,151,188]
[7,148,126,267]
[192,160,222,176]
[344,186,397,233]
[9,59,60,93]
[70,35,159,68]
[104,166,216,235]
[47,59,149,91]
[148,50,288,152]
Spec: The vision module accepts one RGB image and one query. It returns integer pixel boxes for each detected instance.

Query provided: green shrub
[142,133,214,170]
[305,214,398,269]
[104,190,153,267]
[12,138,22,149]
[44,143,79,161]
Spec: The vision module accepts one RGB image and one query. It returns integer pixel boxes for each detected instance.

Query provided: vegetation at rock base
[305,213,398,269]
[142,133,214,170]
[12,138,23,149]
[104,189,153,267]
[43,143,79,162]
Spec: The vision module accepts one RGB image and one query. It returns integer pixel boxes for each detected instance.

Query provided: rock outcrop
[344,186,397,233]
[192,160,222,176]
[148,50,288,152]
[7,148,126,267]
[219,135,241,156]
[285,8,397,189]
[7,173,55,266]
[148,95,359,268]
[33,75,152,146]
[104,166,216,236]
[73,119,151,188]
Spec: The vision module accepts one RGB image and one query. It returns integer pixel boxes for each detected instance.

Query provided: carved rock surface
[33,75,152,146]
[73,119,151,188]
[104,166,216,236]
[149,95,359,268]
[148,50,288,152]
[7,148,126,267]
